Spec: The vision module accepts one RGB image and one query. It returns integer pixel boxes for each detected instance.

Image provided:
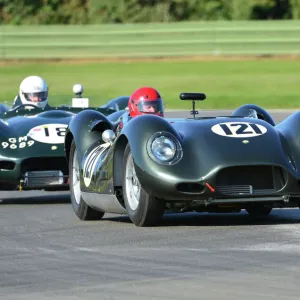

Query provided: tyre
[69,140,105,220]
[122,144,165,227]
[246,205,272,217]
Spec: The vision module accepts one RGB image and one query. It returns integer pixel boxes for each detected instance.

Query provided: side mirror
[72,84,89,108]
[179,92,207,118]
[102,129,116,144]
[180,93,206,101]
[73,84,84,97]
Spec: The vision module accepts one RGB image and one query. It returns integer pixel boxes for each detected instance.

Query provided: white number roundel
[27,123,68,144]
[211,122,267,138]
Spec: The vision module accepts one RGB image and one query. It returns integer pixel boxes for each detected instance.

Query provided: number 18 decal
[28,124,68,144]
[211,122,267,138]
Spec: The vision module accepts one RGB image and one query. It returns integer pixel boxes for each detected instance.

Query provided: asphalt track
[1,110,300,300]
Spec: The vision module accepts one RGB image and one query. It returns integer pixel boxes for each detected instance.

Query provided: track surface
[1,110,300,300]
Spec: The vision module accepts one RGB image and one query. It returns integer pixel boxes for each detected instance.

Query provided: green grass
[1,21,300,58]
[1,59,300,109]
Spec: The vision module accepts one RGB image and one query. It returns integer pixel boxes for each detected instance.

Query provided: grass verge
[1,58,299,109]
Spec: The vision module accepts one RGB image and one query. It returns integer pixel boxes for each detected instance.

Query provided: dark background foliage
[0,0,300,24]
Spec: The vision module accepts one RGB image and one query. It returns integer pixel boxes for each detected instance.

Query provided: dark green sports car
[0,86,128,191]
[65,93,300,227]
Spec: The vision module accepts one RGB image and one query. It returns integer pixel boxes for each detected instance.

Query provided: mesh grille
[24,170,64,186]
[216,185,253,195]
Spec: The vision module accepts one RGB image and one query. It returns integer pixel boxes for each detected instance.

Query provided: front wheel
[69,140,105,220]
[122,144,165,227]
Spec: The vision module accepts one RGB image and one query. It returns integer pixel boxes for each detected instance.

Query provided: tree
[290,0,300,19]
[0,0,299,24]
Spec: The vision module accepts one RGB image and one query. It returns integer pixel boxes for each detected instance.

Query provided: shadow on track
[0,193,70,205]
[101,209,300,227]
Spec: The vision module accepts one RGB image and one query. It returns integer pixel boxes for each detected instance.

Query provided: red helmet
[128,87,164,118]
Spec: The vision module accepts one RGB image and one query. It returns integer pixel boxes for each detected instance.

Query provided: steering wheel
[10,104,40,112]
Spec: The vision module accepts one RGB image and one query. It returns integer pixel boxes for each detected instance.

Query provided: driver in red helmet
[128,86,164,118]
[116,87,164,134]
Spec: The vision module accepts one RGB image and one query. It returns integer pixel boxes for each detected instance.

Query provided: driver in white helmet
[12,75,50,109]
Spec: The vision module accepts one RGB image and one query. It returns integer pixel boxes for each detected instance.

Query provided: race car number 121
[28,123,68,144]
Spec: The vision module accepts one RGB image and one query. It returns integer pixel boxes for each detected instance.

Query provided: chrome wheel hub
[125,153,141,211]
[72,149,81,205]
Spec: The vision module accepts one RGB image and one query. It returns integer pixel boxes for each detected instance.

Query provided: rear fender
[106,110,126,123]
[100,96,129,111]
[232,104,276,126]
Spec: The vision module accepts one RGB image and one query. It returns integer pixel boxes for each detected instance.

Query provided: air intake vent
[216,185,253,195]
[0,161,15,170]
[177,183,204,194]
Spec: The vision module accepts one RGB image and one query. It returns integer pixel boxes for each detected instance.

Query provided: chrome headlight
[147,132,183,165]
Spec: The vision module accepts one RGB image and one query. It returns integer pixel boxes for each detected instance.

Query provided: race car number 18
[43,127,66,137]
[28,123,68,144]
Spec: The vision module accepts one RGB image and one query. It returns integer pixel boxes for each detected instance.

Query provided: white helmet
[19,76,49,109]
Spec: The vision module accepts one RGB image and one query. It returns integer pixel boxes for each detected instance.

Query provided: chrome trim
[81,191,127,214]
[204,195,288,205]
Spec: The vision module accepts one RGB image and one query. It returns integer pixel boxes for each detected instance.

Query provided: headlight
[147,132,183,165]
[151,136,176,162]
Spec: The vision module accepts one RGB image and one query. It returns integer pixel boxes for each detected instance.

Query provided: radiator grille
[24,170,64,186]
[215,166,286,196]
[216,185,253,195]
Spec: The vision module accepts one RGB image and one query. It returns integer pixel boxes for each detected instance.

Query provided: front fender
[121,115,182,170]
[276,111,300,172]
[0,119,11,137]
[0,104,9,115]
[66,110,114,162]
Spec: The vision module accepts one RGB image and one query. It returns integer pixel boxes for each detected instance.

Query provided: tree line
[1,0,300,25]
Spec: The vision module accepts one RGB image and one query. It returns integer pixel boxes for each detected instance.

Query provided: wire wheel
[125,152,141,211]
[72,148,81,204]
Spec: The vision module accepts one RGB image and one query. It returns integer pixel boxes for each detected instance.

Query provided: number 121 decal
[211,122,267,138]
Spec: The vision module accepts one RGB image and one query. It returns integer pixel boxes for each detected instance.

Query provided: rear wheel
[246,205,272,217]
[69,140,104,220]
[123,144,164,227]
